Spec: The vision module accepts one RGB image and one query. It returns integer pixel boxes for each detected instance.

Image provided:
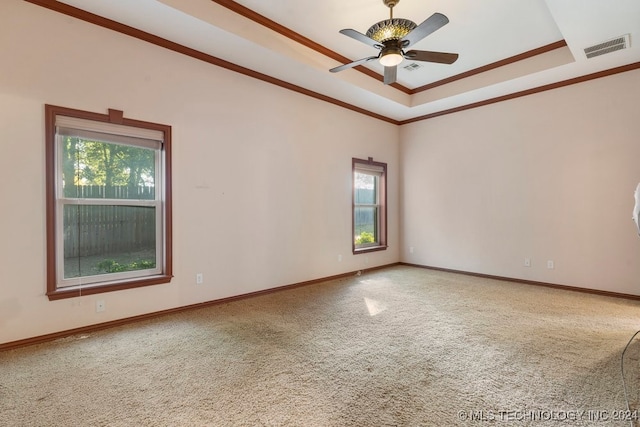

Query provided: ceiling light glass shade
[366,18,417,43]
[379,52,403,67]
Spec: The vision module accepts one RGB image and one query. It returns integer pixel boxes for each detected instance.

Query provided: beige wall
[2,1,639,345]
[400,69,640,294]
[0,2,399,344]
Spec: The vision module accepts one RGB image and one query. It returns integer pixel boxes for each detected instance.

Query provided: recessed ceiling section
[411,43,575,107]
[228,0,566,89]
[159,0,573,106]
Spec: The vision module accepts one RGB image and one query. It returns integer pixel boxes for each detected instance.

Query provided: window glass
[62,204,157,281]
[61,137,156,200]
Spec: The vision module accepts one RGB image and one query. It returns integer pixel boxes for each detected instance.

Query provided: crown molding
[399,61,640,125]
[24,0,398,124]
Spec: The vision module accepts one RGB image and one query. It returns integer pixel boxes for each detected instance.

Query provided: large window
[353,157,387,254]
[45,105,172,300]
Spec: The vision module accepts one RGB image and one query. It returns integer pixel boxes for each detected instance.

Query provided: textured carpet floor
[2,265,640,426]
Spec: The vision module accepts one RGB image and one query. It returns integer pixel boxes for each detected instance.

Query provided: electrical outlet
[196,273,203,285]
[96,300,105,312]
[409,247,414,254]
[524,258,531,267]
[547,260,554,269]
[338,254,342,262]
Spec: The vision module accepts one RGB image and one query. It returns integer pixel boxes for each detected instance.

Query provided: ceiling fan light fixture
[379,51,403,67]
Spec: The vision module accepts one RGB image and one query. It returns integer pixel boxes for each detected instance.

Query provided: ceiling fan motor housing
[366,18,417,43]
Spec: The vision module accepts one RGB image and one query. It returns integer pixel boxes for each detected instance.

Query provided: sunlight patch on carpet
[364,297,387,316]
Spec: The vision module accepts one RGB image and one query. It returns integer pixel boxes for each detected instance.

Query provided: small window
[353,157,387,254]
[45,105,172,299]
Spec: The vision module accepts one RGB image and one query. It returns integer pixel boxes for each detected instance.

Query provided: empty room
[2,0,640,425]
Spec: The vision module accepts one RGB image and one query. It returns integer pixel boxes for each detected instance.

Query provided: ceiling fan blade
[383,66,397,85]
[330,55,379,73]
[339,29,384,49]
[401,13,449,48]
[404,50,459,64]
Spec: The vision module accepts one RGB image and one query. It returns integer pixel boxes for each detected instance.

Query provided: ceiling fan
[329,0,459,85]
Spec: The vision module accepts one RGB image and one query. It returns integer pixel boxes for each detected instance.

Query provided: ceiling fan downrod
[383,0,398,19]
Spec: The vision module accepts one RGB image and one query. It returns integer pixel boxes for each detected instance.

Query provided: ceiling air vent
[584,34,631,59]
[402,63,422,71]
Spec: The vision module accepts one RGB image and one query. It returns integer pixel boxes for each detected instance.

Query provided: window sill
[46,274,172,301]
[353,245,388,255]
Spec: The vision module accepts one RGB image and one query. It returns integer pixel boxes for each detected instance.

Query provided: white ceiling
[57,0,640,122]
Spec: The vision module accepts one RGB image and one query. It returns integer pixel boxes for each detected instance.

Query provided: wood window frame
[45,104,173,300]
[352,157,388,254]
